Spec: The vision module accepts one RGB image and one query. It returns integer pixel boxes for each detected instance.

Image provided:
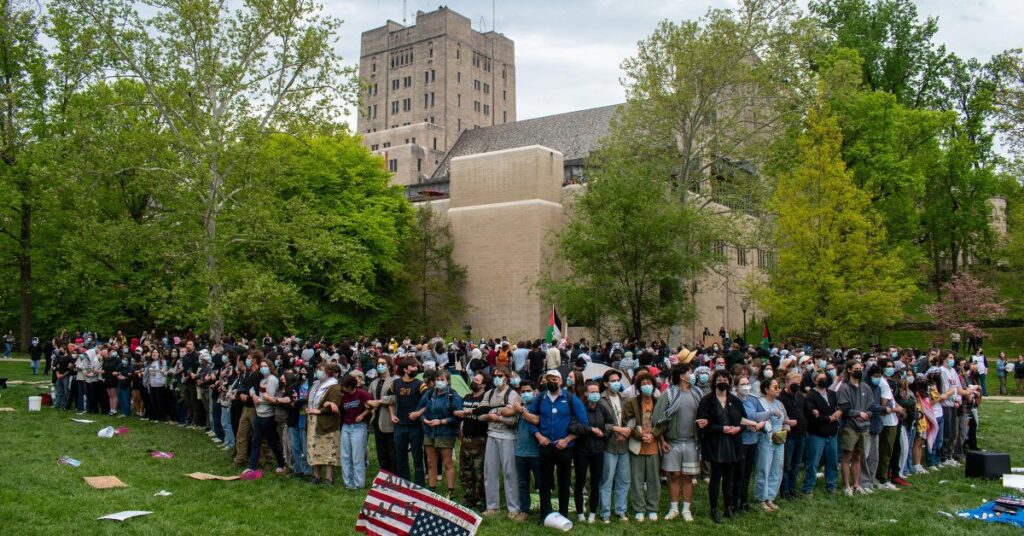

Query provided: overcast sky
[326,0,1023,122]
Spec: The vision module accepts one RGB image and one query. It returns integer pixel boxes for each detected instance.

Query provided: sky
[324,0,1024,122]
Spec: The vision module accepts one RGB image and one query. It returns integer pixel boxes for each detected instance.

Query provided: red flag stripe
[372,477,478,525]
[355,513,407,536]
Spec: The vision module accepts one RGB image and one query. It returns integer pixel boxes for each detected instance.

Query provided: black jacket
[779,388,807,433]
[576,401,611,456]
[803,388,839,438]
[696,392,744,464]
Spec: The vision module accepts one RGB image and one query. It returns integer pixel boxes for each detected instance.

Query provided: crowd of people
[33,329,1007,525]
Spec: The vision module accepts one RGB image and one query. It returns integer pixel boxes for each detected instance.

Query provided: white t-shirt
[878,379,898,427]
[973,354,987,375]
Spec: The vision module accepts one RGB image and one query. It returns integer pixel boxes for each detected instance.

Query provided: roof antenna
[402,0,406,25]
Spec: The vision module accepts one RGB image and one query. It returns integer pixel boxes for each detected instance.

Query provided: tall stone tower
[357,7,516,186]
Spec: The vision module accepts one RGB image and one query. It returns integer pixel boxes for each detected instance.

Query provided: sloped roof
[431,104,621,179]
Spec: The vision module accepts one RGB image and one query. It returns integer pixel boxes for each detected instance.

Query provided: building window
[457,94,461,107]
[473,100,480,112]
[502,111,506,123]
[502,89,506,101]
[430,92,434,107]
[736,246,747,266]
[424,93,429,109]
[372,63,376,73]
[757,249,767,270]
[713,240,725,256]
[483,104,489,116]
[474,79,480,91]
[370,144,379,151]
[457,118,461,130]
[382,142,391,148]
[392,79,399,91]
[457,72,461,83]
[391,101,398,114]
[430,70,435,82]
[425,71,430,83]
[417,159,422,172]
[433,137,437,150]
[388,159,398,172]
[402,98,411,112]
[483,83,489,94]
[403,76,411,88]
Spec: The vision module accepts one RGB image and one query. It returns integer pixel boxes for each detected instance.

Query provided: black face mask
[716,382,729,392]
[547,382,560,394]
[852,370,863,380]
[816,379,829,389]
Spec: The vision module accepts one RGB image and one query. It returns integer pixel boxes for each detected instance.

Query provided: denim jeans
[781,432,805,495]
[802,434,839,493]
[599,451,630,518]
[220,406,235,447]
[979,373,987,396]
[289,424,310,475]
[75,380,86,412]
[56,376,72,409]
[901,424,915,475]
[118,387,132,416]
[927,418,943,467]
[4,342,12,358]
[31,359,40,375]
[754,435,785,502]
[342,422,368,488]
[515,455,540,514]
[393,424,425,486]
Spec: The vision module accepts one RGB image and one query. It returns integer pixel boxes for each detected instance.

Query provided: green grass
[1,359,1023,535]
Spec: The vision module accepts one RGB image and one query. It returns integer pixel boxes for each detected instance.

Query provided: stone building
[357,7,515,186]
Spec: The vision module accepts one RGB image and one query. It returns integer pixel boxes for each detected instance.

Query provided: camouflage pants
[460,437,487,509]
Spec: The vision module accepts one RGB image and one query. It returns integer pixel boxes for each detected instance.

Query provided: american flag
[355,470,482,536]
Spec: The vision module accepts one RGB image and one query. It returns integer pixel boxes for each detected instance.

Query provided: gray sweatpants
[629,453,660,514]
[485,436,520,513]
[859,433,879,489]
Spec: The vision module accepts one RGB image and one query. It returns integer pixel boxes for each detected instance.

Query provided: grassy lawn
[2,359,1024,535]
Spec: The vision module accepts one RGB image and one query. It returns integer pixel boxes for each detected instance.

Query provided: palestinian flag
[760,320,771,350]
[546,306,563,344]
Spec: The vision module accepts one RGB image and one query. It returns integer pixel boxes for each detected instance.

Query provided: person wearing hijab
[306,362,342,485]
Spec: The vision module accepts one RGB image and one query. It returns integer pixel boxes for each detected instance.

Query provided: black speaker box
[965,450,1011,480]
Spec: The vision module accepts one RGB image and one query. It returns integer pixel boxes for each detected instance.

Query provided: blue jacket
[416,388,463,439]
[527,388,589,447]
[741,395,768,445]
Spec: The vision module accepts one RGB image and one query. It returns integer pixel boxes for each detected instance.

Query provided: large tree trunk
[205,165,223,342]
[18,189,31,353]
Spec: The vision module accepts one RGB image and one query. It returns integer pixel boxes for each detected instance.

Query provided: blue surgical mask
[640,384,654,396]
[566,377,574,386]
[493,376,505,387]
[587,392,601,403]
[274,359,281,368]
[521,392,534,404]
[222,355,228,364]
[315,369,325,380]
[510,377,521,387]
[260,366,270,376]
[827,369,836,378]
[715,365,725,371]
[870,377,880,386]
[688,373,696,385]
[435,380,448,391]
[947,359,955,368]
[245,358,253,368]
[609,381,623,393]
[818,360,828,369]
[376,364,388,374]
[698,373,709,384]
[884,367,895,377]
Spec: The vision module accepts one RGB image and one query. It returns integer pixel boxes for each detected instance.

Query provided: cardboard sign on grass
[84,476,127,489]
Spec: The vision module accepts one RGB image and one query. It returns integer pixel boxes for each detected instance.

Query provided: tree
[755,107,914,346]
[71,0,356,339]
[618,0,811,212]
[992,48,1024,160]
[923,272,1007,345]
[397,203,467,335]
[540,137,715,340]
[809,0,949,108]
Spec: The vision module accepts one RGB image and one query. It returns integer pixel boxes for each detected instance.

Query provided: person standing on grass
[696,369,746,524]
[778,371,807,499]
[454,371,491,512]
[1015,355,1024,395]
[244,358,287,476]
[4,330,14,358]
[996,351,1008,396]
[939,351,967,466]
[365,354,397,475]
[597,369,631,524]
[101,346,122,416]
[734,373,767,513]
[528,369,589,523]
[54,347,74,410]
[875,359,904,490]
[574,380,610,524]
[802,369,841,494]
[409,369,462,498]
[837,360,872,496]
[654,364,702,523]
[392,356,426,486]
[338,374,372,490]
[754,378,790,513]
[306,362,342,485]
[480,366,522,518]
[973,348,988,397]
[216,354,237,450]
[510,379,540,521]
[233,353,260,466]
[29,337,42,375]
[623,371,661,523]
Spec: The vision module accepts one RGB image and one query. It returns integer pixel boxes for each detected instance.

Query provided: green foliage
[756,108,914,346]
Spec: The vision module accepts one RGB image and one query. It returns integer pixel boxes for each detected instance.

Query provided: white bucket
[28,396,42,412]
[543,512,573,532]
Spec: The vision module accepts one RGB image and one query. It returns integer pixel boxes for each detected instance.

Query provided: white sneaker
[578,514,585,523]
[602,517,610,525]
[913,464,926,474]
[856,487,871,495]
[844,487,854,497]
[884,482,899,491]
[682,510,693,522]
[664,509,679,521]
[648,513,658,522]
[635,513,644,523]
[587,513,595,524]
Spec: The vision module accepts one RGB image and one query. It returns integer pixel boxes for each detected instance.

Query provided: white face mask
[738,385,752,396]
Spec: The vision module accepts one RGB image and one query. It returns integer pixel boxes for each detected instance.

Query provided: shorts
[840,427,869,453]
[423,436,456,449]
[661,438,700,475]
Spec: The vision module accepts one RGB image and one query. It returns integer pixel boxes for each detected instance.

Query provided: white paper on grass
[72,418,95,424]
[97,511,152,522]
[1003,474,1024,490]
[154,490,172,496]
